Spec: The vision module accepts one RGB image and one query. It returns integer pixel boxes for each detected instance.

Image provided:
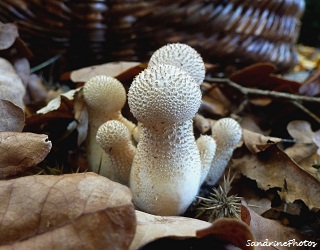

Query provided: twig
[206,77,320,103]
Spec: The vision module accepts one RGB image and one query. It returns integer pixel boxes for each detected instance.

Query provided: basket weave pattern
[0,0,305,71]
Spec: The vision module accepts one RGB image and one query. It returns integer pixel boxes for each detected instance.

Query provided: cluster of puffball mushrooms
[83,43,242,216]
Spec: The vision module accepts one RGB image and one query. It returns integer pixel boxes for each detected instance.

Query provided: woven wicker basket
[0,0,305,72]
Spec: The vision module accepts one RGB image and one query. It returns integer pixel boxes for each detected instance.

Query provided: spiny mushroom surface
[128,64,204,216]
[148,43,206,85]
[83,75,136,177]
[96,120,136,186]
[196,135,217,185]
[205,118,242,186]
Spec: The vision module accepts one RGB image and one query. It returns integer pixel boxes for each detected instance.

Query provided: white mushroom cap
[83,75,126,115]
[212,118,242,149]
[96,120,136,185]
[96,120,132,151]
[128,64,202,126]
[148,43,206,85]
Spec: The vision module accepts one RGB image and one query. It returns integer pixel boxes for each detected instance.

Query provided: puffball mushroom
[128,63,204,216]
[148,43,206,85]
[196,135,217,185]
[83,75,136,177]
[205,118,242,186]
[96,120,136,186]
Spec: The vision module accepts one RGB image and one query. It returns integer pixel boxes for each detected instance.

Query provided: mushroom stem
[196,135,216,185]
[130,120,202,215]
[205,118,242,186]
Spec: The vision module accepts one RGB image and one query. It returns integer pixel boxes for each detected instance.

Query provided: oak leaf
[0,132,52,178]
[0,173,136,249]
[233,145,320,210]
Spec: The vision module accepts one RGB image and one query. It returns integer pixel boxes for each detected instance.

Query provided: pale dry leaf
[71,61,140,82]
[285,120,318,163]
[233,145,320,210]
[0,173,136,249]
[0,22,18,50]
[313,131,320,155]
[0,57,25,109]
[245,198,272,215]
[287,120,314,143]
[241,201,309,250]
[0,132,52,178]
[0,100,25,132]
[130,210,211,250]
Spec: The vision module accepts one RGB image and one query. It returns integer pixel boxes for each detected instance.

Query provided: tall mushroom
[148,43,206,85]
[83,75,136,177]
[128,64,206,216]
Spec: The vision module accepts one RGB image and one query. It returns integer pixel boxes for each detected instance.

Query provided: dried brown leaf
[229,63,301,94]
[243,129,281,154]
[0,132,52,178]
[241,201,309,250]
[0,22,18,50]
[0,100,25,132]
[196,218,255,250]
[70,61,141,83]
[0,173,136,249]
[233,145,320,210]
[130,210,211,250]
[0,57,25,109]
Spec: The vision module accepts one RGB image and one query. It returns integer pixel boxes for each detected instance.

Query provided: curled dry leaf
[0,173,136,249]
[29,88,88,146]
[242,129,281,154]
[0,132,52,178]
[233,145,320,210]
[241,201,308,250]
[70,61,141,83]
[130,210,211,250]
[138,216,254,250]
[0,22,18,50]
[0,99,25,132]
[196,217,255,250]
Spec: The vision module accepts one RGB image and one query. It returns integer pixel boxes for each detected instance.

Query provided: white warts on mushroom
[96,120,136,186]
[205,118,242,186]
[128,64,204,216]
[82,75,136,177]
[196,135,217,185]
[148,43,206,85]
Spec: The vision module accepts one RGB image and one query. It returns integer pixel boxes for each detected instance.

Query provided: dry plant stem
[206,77,320,103]
[206,77,320,124]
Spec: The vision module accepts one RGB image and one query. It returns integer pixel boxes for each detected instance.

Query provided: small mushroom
[83,75,136,176]
[96,120,136,185]
[128,64,203,215]
[205,118,242,186]
[196,135,217,185]
[148,43,206,85]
